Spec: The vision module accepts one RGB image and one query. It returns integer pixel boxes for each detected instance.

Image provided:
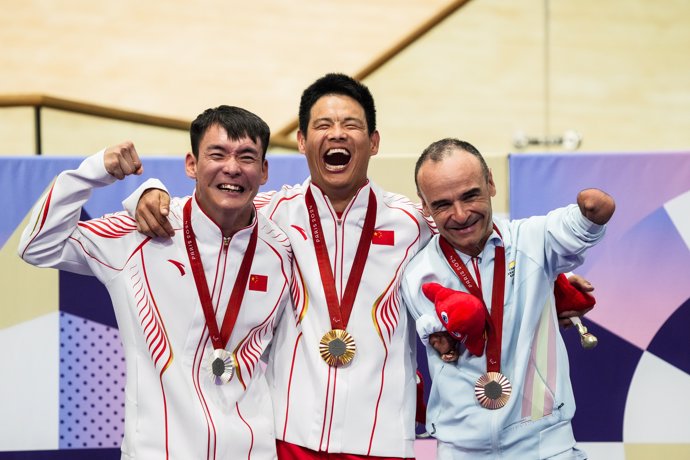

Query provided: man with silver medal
[18,106,292,459]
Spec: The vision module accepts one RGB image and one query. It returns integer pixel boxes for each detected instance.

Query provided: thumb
[160,194,170,216]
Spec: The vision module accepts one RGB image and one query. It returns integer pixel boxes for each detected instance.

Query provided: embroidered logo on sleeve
[372,229,395,246]
[249,274,268,292]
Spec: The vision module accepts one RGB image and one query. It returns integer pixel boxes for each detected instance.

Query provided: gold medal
[207,348,236,385]
[319,329,356,367]
[474,372,512,410]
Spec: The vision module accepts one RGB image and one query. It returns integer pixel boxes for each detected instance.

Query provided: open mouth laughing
[323,148,351,172]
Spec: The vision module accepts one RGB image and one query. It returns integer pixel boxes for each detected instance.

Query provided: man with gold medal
[401,139,615,459]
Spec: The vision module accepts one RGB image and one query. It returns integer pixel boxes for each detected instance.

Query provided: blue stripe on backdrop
[2,154,309,249]
[0,449,119,459]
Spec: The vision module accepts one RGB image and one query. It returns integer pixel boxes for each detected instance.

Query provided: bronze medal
[207,348,236,385]
[440,232,510,411]
[319,329,356,367]
[474,371,512,409]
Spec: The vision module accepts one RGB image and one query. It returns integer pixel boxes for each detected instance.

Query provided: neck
[458,244,483,258]
[456,233,493,258]
[202,205,254,238]
[314,180,367,214]
[329,194,354,214]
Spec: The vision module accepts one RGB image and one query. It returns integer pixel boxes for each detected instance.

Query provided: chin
[217,197,249,209]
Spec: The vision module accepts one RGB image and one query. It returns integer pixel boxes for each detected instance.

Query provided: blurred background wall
[2,0,689,212]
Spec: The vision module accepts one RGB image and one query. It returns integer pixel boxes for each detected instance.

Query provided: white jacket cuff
[122,178,168,217]
[416,313,444,346]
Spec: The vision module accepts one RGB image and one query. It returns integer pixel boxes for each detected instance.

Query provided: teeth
[218,184,243,192]
[323,148,351,171]
[326,148,350,157]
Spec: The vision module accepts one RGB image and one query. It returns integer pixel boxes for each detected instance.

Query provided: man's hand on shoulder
[136,189,174,239]
[104,141,143,180]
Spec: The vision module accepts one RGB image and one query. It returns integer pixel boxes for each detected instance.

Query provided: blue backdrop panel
[509,151,690,445]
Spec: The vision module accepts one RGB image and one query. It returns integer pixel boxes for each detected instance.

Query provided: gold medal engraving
[474,372,512,409]
[207,348,236,385]
[319,329,356,367]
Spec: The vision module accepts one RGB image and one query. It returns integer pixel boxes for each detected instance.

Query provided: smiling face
[417,149,496,257]
[297,94,379,211]
[185,123,268,235]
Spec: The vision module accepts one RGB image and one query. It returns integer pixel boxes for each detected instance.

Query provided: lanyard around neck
[183,198,257,350]
[439,228,505,372]
[305,187,377,330]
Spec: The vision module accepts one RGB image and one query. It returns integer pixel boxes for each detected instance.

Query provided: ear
[185,152,197,179]
[419,193,431,217]
[487,168,497,198]
[260,158,269,186]
[297,130,307,155]
[369,130,380,156]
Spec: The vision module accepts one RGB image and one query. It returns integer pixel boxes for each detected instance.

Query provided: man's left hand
[558,274,594,328]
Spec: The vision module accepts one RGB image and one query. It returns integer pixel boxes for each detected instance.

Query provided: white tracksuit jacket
[18,151,292,460]
[401,205,606,460]
[257,179,435,457]
[125,177,436,457]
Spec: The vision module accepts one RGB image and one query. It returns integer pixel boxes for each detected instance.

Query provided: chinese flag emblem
[249,274,268,292]
[372,229,395,246]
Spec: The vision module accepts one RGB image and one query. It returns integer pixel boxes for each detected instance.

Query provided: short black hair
[190,105,270,160]
[414,138,489,193]
[298,73,377,136]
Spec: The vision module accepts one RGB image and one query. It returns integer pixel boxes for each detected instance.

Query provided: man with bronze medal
[19,106,293,459]
[401,139,615,459]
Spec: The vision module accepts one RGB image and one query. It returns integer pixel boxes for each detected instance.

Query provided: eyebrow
[429,198,451,209]
[461,187,482,199]
[312,116,365,126]
[429,187,481,208]
[205,143,260,154]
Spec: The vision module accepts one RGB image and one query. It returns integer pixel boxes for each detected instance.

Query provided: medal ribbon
[183,198,257,350]
[439,226,505,372]
[305,187,377,330]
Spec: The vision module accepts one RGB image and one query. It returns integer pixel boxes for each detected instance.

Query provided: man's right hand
[104,141,143,180]
[429,331,460,363]
[136,189,173,238]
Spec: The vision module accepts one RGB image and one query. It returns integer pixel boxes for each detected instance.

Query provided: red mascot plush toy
[553,273,595,314]
[422,274,596,356]
[421,282,488,357]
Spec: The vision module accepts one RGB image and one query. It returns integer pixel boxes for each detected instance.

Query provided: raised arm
[577,188,615,225]
[18,142,143,276]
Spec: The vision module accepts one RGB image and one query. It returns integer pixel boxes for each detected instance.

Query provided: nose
[328,123,347,141]
[450,201,470,222]
[222,155,242,175]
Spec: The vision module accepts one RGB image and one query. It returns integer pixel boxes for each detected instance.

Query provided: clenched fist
[104,141,143,180]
